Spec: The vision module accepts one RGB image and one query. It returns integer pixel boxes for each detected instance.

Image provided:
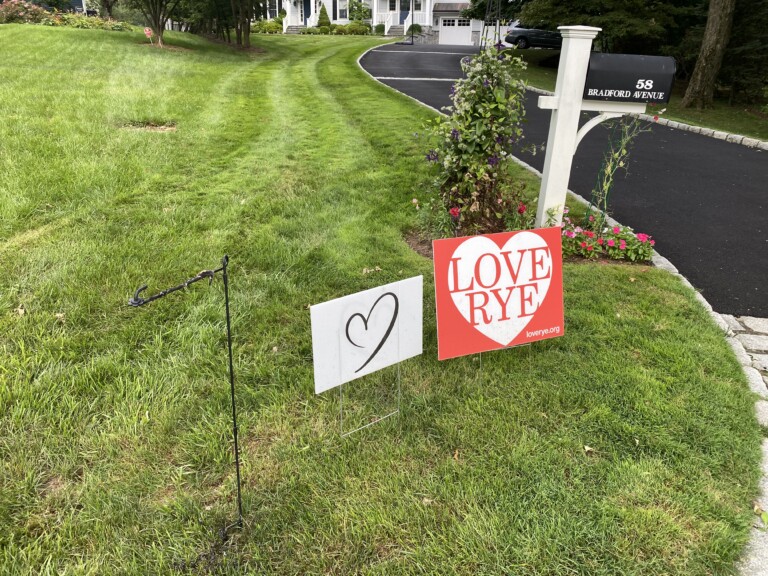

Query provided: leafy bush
[561,209,655,262]
[421,44,529,235]
[0,2,132,30]
[319,25,329,34]
[333,24,346,34]
[300,26,320,34]
[252,19,282,33]
[317,3,330,27]
[42,12,133,30]
[0,0,49,24]
[406,23,421,34]
[374,23,384,34]
[345,21,369,35]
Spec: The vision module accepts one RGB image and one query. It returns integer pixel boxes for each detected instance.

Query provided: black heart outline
[345,292,399,373]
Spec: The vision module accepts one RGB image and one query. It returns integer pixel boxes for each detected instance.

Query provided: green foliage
[344,20,369,34]
[422,45,529,235]
[317,2,330,27]
[42,12,133,29]
[332,23,346,34]
[374,22,383,34]
[300,25,320,34]
[0,0,48,23]
[587,116,652,231]
[561,212,655,262]
[719,0,768,104]
[252,18,282,33]
[318,24,329,34]
[405,22,421,34]
[348,0,370,21]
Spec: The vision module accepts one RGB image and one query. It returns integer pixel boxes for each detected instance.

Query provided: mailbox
[583,53,676,104]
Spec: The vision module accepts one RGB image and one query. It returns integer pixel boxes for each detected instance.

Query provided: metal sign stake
[129,255,243,535]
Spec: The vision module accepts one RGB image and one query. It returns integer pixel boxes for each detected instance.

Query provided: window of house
[389,0,396,10]
[443,18,455,26]
[457,19,470,26]
[339,0,347,17]
[414,0,421,9]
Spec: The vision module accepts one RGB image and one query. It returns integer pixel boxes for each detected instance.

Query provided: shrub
[560,209,655,262]
[317,3,330,27]
[300,26,320,34]
[406,23,421,34]
[318,25,329,34]
[345,21,369,35]
[252,19,282,33]
[421,44,529,235]
[374,23,384,34]
[0,0,49,24]
[333,24,347,34]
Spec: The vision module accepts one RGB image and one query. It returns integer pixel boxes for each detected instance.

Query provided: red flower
[587,245,594,251]
[517,202,527,214]
[449,207,460,219]
[597,238,604,245]
[580,242,587,248]
[584,231,595,238]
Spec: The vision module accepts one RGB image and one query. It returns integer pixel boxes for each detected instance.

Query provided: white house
[280,0,497,46]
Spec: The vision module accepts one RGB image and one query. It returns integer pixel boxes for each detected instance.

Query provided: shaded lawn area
[0,27,763,574]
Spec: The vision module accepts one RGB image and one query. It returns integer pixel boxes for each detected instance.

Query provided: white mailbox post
[533,26,649,227]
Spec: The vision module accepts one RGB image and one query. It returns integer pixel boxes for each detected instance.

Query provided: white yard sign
[310,277,423,394]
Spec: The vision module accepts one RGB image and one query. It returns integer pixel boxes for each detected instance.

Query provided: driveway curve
[360,44,768,317]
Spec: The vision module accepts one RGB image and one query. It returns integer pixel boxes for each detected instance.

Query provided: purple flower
[426,150,439,163]
[451,128,460,140]
[483,79,490,87]
[494,41,505,51]
[487,155,499,166]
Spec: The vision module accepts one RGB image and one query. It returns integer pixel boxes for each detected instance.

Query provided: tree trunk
[681,0,737,109]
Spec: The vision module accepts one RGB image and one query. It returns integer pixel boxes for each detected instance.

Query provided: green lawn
[0,26,763,575]
[515,49,768,141]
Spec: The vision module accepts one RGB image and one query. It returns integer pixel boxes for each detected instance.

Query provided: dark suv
[504,25,562,49]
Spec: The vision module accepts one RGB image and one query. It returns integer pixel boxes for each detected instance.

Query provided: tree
[681,0,737,108]
[462,0,528,23]
[100,0,118,18]
[128,0,183,46]
[348,0,370,21]
[713,0,768,104]
[317,3,330,27]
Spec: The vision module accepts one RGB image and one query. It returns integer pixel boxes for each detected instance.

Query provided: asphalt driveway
[360,44,768,317]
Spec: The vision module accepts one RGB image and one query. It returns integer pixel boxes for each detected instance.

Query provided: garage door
[439,17,471,45]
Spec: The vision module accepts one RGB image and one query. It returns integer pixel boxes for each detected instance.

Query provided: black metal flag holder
[129,255,243,537]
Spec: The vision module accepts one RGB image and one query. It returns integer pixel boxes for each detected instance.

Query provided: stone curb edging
[525,86,768,151]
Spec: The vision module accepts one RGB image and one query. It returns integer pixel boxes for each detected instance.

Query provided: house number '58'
[636,79,654,89]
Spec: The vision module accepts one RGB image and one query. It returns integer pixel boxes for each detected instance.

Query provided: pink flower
[597,238,604,245]
[619,240,627,250]
[580,242,587,248]
[636,233,649,243]
[449,207,460,219]
[650,240,656,246]
[566,231,575,238]
[613,226,621,234]
[588,215,595,222]
[607,239,615,247]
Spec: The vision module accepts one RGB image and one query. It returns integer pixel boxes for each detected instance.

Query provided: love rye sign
[310,277,423,394]
[433,228,564,360]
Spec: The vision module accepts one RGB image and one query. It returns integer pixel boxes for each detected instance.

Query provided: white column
[534,26,601,227]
